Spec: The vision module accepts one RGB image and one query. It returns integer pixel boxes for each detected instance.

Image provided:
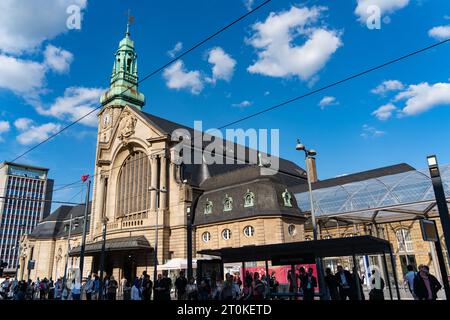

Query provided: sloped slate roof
[194,166,305,226]
[133,108,307,186]
[29,202,91,239]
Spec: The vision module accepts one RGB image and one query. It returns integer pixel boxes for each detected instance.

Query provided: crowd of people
[0,264,443,301]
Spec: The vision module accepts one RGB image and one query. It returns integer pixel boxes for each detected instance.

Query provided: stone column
[96,175,105,229]
[159,155,167,209]
[150,155,158,211]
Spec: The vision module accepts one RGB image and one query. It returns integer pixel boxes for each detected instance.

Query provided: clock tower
[98,22,145,142]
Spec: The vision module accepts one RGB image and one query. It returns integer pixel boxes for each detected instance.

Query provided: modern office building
[0,162,53,275]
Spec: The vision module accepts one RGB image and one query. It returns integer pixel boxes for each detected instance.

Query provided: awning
[69,235,152,256]
[197,236,392,263]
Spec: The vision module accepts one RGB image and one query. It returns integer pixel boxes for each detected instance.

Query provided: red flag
[81,174,90,182]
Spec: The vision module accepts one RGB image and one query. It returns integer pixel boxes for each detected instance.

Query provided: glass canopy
[294,164,450,224]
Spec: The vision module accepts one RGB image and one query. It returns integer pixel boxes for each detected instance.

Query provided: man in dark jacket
[335,265,354,300]
[413,265,442,300]
[301,268,317,301]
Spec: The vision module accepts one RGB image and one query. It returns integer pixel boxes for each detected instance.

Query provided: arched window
[243,190,255,207]
[288,224,296,236]
[202,232,211,243]
[116,151,150,217]
[243,226,255,237]
[396,228,414,252]
[223,195,233,212]
[222,229,232,240]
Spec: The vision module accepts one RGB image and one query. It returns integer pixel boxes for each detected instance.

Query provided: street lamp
[98,216,109,300]
[295,139,318,240]
[62,214,78,290]
[149,186,167,283]
[295,139,326,299]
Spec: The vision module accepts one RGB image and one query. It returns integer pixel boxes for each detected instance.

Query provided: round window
[288,224,296,236]
[202,232,211,242]
[243,226,255,237]
[221,229,231,240]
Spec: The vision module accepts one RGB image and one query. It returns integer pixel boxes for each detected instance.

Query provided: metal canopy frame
[294,164,450,224]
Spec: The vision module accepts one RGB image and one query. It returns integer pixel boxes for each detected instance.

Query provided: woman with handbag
[369,269,385,300]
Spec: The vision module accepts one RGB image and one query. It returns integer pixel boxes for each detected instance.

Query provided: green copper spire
[100,22,145,110]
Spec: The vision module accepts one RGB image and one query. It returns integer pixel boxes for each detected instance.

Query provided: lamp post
[295,139,327,299]
[149,186,167,283]
[62,213,78,290]
[187,191,203,280]
[427,155,450,265]
[98,216,109,300]
[79,179,91,284]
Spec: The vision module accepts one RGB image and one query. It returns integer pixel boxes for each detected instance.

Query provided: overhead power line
[0,196,82,205]
[217,38,450,129]
[60,38,450,183]
[3,0,272,167]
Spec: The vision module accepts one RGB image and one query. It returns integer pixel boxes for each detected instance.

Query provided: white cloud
[167,42,183,58]
[0,0,87,54]
[36,87,104,126]
[13,118,33,130]
[428,25,450,41]
[232,100,252,107]
[246,6,342,81]
[163,60,203,94]
[264,91,270,96]
[355,0,409,23]
[244,0,255,11]
[318,96,338,108]
[371,80,404,95]
[44,44,73,73]
[371,103,397,120]
[0,120,10,142]
[14,118,61,145]
[0,54,46,95]
[394,82,450,116]
[206,47,236,83]
[361,124,385,138]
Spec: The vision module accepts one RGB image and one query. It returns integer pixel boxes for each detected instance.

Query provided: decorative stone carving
[118,110,137,144]
[282,188,293,207]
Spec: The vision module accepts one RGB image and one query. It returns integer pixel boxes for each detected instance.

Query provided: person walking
[252,272,265,300]
[369,269,385,300]
[142,272,153,300]
[54,278,62,300]
[123,279,131,300]
[107,276,118,300]
[186,277,198,300]
[48,278,54,300]
[414,265,442,300]
[403,264,417,299]
[131,278,141,300]
[71,279,81,300]
[175,270,188,300]
[84,275,94,300]
[93,275,100,300]
[302,268,317,301]
[335,265,354,300]
[325,268,339,300]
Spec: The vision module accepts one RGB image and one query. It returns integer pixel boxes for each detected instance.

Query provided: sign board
[271,253,315,266]
[27,260,35,270]
[420,219,439,242]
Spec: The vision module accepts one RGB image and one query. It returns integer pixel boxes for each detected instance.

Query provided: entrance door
[123,254,136,282]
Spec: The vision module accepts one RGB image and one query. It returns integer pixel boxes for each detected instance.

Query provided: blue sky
[0,0,449,207]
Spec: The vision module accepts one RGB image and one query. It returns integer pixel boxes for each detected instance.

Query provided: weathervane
[126,9,135,35]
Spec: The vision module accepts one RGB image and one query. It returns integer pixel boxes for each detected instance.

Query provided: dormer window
[204,199,213,215]
[243,190,255,208]
[223,195,233,212]
[282,189,293,207]
[64,224,69,232]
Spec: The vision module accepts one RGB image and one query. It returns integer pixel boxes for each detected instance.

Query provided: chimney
[306,157,318,183]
